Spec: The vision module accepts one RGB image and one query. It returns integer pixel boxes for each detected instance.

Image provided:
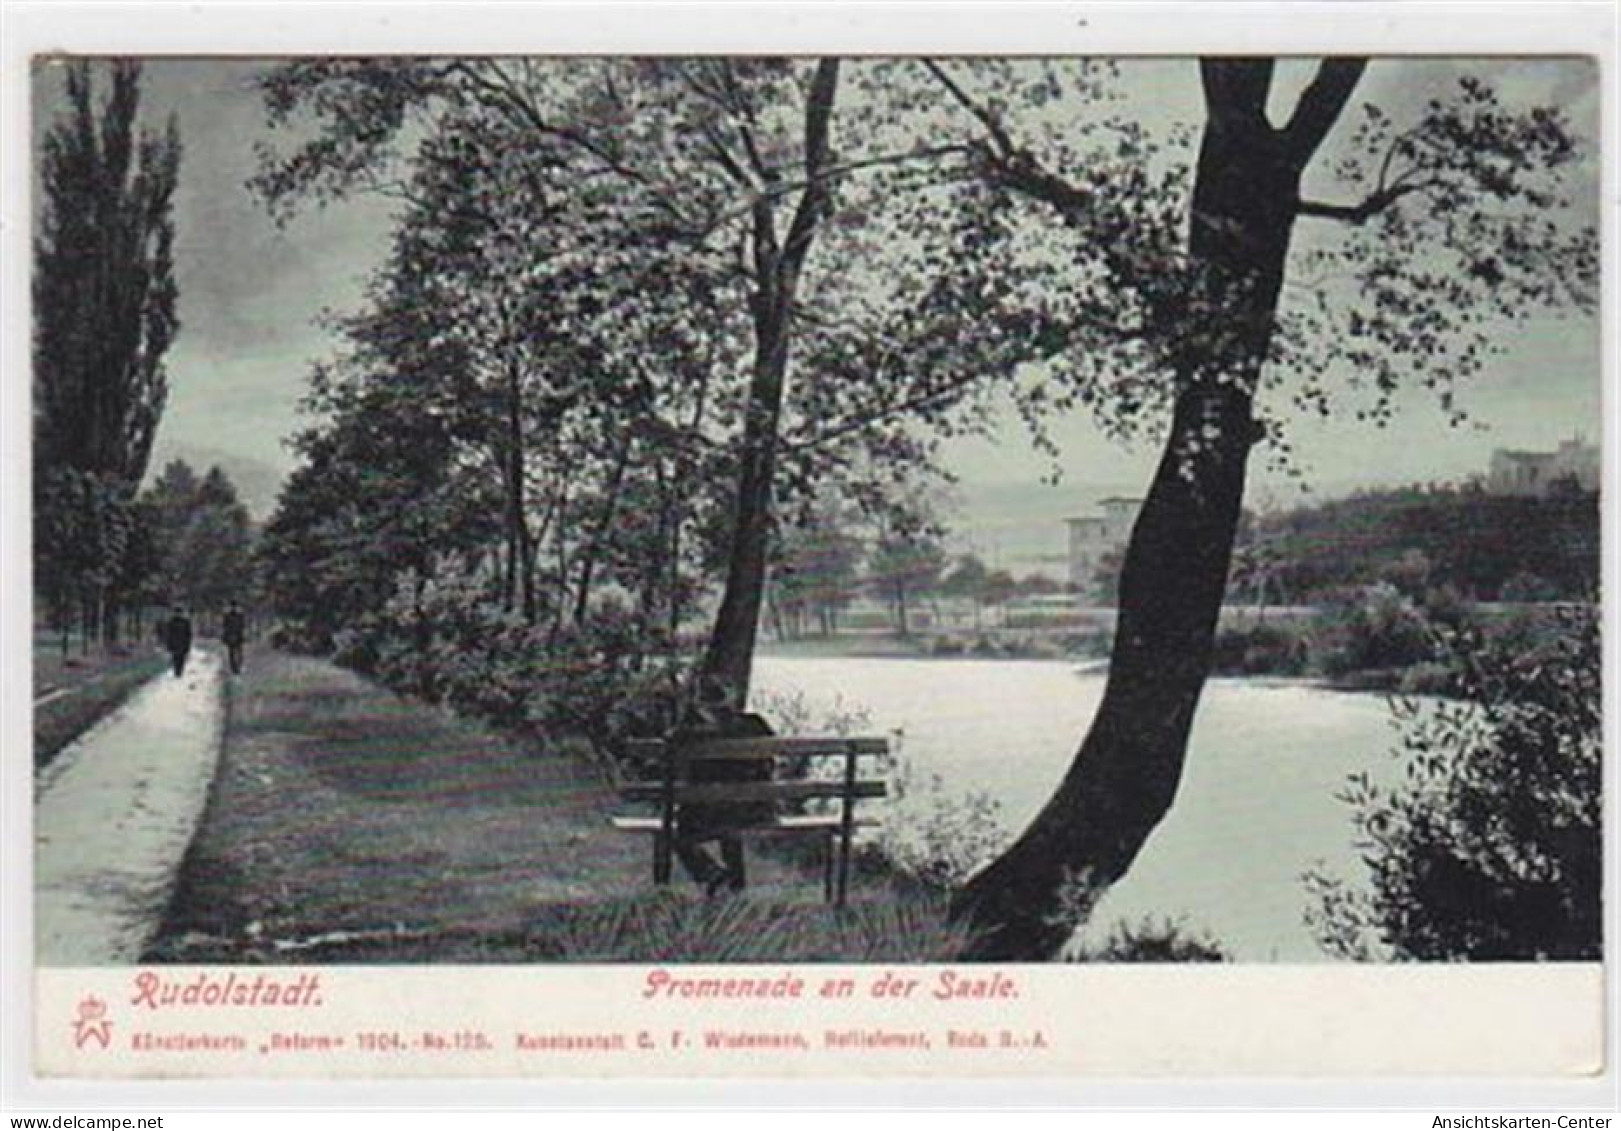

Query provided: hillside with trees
[1241,483,1597,605]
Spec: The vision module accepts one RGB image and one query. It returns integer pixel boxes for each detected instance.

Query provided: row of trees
[34,61,183,650]
[1089,477,1599,610]
[141,460,258,619]
[767,503,1061,639]
[252,57,1595,957]
[34,63,260,651]
[36,458,257,651]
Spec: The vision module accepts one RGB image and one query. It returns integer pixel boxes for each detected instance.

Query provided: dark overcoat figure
[222,602,247,675]
[163,607,193,678]
[670,679,776,896]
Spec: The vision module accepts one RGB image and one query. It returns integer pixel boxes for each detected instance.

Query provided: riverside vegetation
[190,56,1598,961]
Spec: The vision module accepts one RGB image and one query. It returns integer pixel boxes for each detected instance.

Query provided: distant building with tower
[1486,436,1598,497]
[1066,496,1141,598]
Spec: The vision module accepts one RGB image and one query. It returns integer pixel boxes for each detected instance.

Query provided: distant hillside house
[1487,436,1599,497]
[1066,496,1141,595]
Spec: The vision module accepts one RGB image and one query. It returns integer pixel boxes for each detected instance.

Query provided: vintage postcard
[4,0,1612,1096]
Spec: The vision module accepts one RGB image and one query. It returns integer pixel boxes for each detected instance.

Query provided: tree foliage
[1305,606,1600,960]
[249,58,1037,708]
[141,459,258,614]
[915,58,1597,958]
[244,58,1597,958]
[868,522,947,637]
[768,502,865,639]
[1241,484,1598,603]
[33,60,182,648]
[35,59,180,486]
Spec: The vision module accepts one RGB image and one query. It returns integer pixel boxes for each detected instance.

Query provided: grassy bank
[1208,597,1585,695]
[33,643,169,769]
[758,629,1109,662]
[148,648,924,963]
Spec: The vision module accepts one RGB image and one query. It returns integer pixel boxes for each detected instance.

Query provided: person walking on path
[222,600,247,675]
[163,604,193,678]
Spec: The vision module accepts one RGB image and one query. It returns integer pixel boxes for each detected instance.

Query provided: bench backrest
[620,735,890,902]
[619,736,889,808]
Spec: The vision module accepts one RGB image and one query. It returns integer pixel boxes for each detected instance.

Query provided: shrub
[1479,604,1562,656]
[537,603,689,742]
[1304,606,1600,961]
[750,686,872,738]
[1419,582,1474,632]
[929,635,966,656]
[330,624,381,673]
[1316,583,1437,677]
[1211,619,1311,676]
[268,621,332,654]
[1062,630,1112,659]
[339,565,694,752]
[1069,916,1229,963]
[1020,635,1069,660]
[1499,570,1560,603]
[1395,660,1458,697]
[864,757,1006,892]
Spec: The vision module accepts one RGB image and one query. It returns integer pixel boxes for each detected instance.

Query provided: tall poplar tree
[35,58,181,487]
[34,59,182,642]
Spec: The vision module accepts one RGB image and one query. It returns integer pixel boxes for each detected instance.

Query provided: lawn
[33,634,170,769]
[148,649,923,963]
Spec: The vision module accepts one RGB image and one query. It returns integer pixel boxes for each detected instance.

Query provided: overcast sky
[32,56,1600,552]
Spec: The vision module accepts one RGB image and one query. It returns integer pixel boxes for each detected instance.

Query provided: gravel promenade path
[35,647,225,965]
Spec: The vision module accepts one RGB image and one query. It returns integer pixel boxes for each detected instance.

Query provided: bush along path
[146,648,930,964]
[35,647,226,964]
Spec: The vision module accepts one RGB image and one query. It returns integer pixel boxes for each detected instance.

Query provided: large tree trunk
[573,436,634,626]
[698,59,841,704]
[952,58,1364,960]
[699,316,790,696]
[505,365,538,625]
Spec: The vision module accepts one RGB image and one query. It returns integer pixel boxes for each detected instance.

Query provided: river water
[753,656,1403,962]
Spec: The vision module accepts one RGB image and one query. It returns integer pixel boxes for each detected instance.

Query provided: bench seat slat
[618,780,887,804]
[622,736,889,762]
[610,731,888,906]
[610,813,880,834]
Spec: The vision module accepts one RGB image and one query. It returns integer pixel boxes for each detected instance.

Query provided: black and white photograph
[9,1,1610,1090]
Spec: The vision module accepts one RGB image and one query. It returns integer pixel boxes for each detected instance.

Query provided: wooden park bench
[610,736,889,906]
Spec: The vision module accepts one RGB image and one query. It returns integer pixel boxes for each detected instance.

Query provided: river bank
[148,648,948,964]
[757,632,1425,697]
[759,597,1582,699]
[140,642,1451,963]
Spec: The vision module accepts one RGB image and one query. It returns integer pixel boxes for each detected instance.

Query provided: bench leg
[722,836,747,890]
[835,826,854,909]
[823,832,836,903]
[653,832,672,886]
